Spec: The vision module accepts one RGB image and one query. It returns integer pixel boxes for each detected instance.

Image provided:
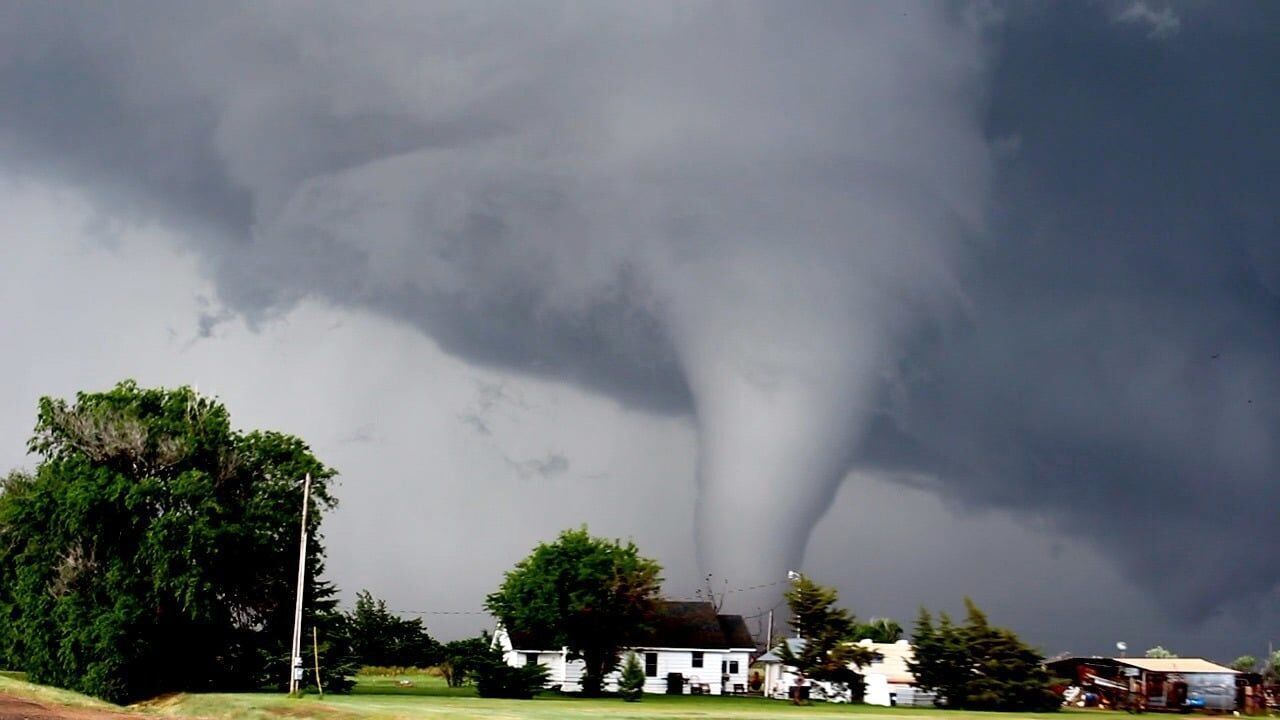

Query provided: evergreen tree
[909,599,1058,712]
[960,600,1058,712]
[471,643,547,699]
[777,573,877,703]
[619,652,646,702]
[909,608,971,707]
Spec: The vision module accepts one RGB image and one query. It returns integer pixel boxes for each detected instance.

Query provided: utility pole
[766,609,774,650]
[288,473,312,695]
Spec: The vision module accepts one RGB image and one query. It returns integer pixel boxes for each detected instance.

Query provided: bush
[471,646,547,699]
[438,635,491,687]
[618,652,645,702]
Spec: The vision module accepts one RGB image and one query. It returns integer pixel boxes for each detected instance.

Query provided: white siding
[510,648,754,695]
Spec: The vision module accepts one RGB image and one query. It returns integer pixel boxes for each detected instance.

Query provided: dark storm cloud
[2,0,1278,631]
[862,1,1280,619]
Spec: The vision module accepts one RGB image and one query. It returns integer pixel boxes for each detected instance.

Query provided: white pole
[766,610,774,650]
[288,473,312,695]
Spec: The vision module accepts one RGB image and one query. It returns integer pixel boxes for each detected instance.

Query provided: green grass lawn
[0,672,1179,720]
[155,690,1077,720]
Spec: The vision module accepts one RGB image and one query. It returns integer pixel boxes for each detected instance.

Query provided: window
[524,653,538,666]
[729,661,739,674]
[692,651,703,668]
[645,652,658,677]
[721,660,727,674]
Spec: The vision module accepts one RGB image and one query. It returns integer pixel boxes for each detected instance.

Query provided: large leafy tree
[778,573,877,702]
[485,527,662,696]
[0,381,355,702]
[910,599,1058,712]
[346,590,440,668]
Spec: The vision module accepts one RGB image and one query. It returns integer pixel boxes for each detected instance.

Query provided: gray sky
[1,1,1277,662]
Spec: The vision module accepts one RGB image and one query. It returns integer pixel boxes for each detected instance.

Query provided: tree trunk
[581,649,606,697]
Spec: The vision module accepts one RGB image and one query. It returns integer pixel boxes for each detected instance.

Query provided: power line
[388,576,792,619]
[393,608,490,616]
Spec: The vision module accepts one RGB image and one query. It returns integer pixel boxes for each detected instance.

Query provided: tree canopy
[777,573,877,702]
[1265,650,1280,683]
[854,617,904,643]
[1229,655,1257,673]
[484,527,662,696]
[910,599,1059,712]
[0,381,354,702]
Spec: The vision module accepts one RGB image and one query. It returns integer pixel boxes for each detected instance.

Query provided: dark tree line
[345,590,441,669]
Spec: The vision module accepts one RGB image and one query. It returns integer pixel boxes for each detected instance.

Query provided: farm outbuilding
[1046,656,1243,712]
[494,600,755,695]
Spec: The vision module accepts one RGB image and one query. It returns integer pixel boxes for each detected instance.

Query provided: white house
[755,638,936,706]
[494,600,756,695]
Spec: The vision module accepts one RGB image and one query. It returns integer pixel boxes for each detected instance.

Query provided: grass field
[0,672,1195,720]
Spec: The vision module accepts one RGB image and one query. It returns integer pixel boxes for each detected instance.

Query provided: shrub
[471,646,547,699]
[618,652,645,702]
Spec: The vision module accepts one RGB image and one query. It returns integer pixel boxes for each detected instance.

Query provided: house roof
[717,613,756,649]
[1116,658,1239,674]
[756,637,805,663]
[1046,656,1241,677]
[507,600,756,651]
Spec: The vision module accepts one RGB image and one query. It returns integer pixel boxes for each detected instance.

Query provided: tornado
[0,1,995,605]
[658,246,907,598]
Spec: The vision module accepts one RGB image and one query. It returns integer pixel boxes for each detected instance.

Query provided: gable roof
[1046,656,1241,678]
[506,600,756,651]
[718,613,756,649]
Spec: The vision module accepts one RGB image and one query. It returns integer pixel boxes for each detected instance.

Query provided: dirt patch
[0,693,150,720]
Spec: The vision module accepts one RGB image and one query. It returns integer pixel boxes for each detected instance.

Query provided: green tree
[346,590,439,668]
[777,573,877,703]
[485,527,662,696]
[909,608,971,708]
[909,599,1058,712]
[470,644,548,699]
[854,617,904,643]
[959,600,1059,712]
[1145,646,1177,659]
[437,635,490,688]
[0,381,355,702]
[1265,650,1280,683]
[618,652,646,702]
[1230,655,1257,673]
